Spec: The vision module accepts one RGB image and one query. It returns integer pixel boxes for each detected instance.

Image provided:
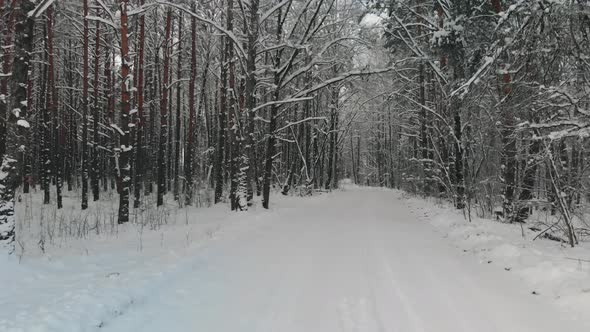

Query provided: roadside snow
[404,194,590,325]
[2,193,308,332]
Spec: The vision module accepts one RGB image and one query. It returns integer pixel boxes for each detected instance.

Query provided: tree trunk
[214,34,228,204]
[47,6,62,208]
[173,13,183,202]
[81,0,90,210]
[157,10,172,207]
[184,3,197,206]
[91,11,101,202]
[453,103,465,209]
[226,0,245,210]
[41,24,50,204]
[262,100,278,209]
[244,0,260,203]
[0,0,12,165]
[166,21,175,193]
[0,0,34,252]
[325,86,339,190]
[133,0,145,208]
[262,9,283,209]
[117,0,132,224]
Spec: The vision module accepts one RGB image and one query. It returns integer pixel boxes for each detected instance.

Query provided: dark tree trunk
[133,0,145,208]
[23,49,33,194]
[117,0,132,224]
[325,87,339,190]
[47,6,62,208]
[244,0,259,203]
[91,11,101,202]
[104,46,114,193]
[226,0,245,210]
[184,4,197,206]
[419,62,429,194]
[262,100,278,209]
[0,0,12,166]
[262,9,284,209]
[214,35,228,204]
[41,25,50,204]
[515,138,540,223]
[157,10,173,207]
[166,21,175,193]
[453,104,465,209]
[81,0,90,210]
[173,14,183,202]
[0,0,34,251]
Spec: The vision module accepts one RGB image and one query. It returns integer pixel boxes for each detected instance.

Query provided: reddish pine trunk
[490,0,502,14]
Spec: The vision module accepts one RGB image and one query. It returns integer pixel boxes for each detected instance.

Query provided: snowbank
[2,193,314,332]
[403,194,590,324]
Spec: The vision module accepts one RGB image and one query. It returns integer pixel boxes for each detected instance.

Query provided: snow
[120,145,133,152]
[3,188,589,331]
[16,120,30,128]
[404,193,590,327]
[360,13,383,27]
[85,15,118,31]
[110,124,125,136]
[28,0,58,18]
[4,192,271,332]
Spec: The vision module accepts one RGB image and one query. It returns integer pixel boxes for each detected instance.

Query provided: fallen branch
[530,225,567,243]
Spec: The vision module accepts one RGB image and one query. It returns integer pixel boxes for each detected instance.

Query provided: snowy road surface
[102,189,582,332]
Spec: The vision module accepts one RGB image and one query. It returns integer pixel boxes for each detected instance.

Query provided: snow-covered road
[102,189,583,332]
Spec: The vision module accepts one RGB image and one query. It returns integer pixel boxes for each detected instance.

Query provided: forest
[1,0,590,254]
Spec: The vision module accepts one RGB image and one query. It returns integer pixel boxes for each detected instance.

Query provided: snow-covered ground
[3,188,589,331]
[404,192,590,327]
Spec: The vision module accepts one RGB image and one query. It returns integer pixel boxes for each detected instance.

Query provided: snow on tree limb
[96,0,117,23]
[259,0,291,25]
[292,66,397,99]
[275,117,327,133]
[110,123,125,136]
[251,97,315,114]
[451,13,533,98]
[150,1,247,59]
[16,119,30,128]
[86,15,118,31]
[27,0,57,18]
